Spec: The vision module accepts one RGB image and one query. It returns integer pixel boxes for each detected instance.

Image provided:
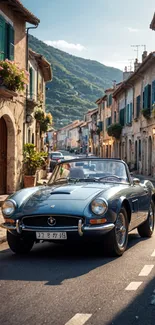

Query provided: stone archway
[0,110,16,194]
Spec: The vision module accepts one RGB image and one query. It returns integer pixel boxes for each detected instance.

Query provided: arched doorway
[0,117,7,194]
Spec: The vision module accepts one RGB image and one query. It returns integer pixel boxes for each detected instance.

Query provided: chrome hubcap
[149,205,154,232]
[115,213,127,248]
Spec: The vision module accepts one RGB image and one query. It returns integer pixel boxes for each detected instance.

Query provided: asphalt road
[0,231,155,325]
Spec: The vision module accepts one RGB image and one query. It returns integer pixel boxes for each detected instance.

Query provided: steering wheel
[99,175,121,181]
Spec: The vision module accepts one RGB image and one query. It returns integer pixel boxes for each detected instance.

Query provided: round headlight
[2,200,16,216]
[91,199,108,216]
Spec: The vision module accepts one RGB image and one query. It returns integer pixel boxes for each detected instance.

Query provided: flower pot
[23,175,36,188]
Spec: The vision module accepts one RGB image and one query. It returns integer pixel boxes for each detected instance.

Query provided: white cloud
[127,27,140,32]
[44,40,86,52]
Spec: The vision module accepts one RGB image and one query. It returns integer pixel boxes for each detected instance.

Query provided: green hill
[29,35,123,129]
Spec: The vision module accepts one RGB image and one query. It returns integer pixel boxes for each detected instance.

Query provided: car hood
[10,182,129,218]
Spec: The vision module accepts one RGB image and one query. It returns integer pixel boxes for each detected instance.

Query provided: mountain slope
[29,35,123,129]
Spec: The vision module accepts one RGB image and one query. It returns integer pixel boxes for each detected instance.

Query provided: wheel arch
[121,198,131,224]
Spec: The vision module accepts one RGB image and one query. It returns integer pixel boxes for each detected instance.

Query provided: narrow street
[0,231,155,325]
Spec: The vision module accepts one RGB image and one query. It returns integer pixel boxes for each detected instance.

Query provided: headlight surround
[2,200,16,216]
[91,199,108,216]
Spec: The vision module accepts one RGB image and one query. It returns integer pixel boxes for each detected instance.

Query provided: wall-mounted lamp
[153,128,155,136]
[26,114,33,123]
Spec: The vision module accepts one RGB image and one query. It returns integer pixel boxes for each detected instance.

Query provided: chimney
[134,58,141,71]
[142,50,147,62]
[123,66,133,80]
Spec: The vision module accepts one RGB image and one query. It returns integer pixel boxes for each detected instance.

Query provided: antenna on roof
[128,58,134,71]
[131,45,141,60]
[141,44,146,51]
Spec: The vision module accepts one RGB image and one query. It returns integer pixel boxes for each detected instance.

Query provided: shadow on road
[105,277,155,325]
[0,231,149,286]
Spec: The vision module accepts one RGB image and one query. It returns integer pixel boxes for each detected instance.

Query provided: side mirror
[133,178,140,185]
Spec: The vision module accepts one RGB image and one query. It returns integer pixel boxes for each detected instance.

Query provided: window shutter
[119,108,125,126]
[129,103,132,123]
[148,84,151,109]
[0,15,6,60]
[152,80,155,105]
[136,95,140,118]
[126,104,130,124]
[109,94,112,106]
[8,24,14,60]
[29,67,33,99]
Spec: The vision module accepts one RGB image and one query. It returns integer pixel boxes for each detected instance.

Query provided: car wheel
[137,200,154,238]
[7,231,34,254]
[105,207,128,256]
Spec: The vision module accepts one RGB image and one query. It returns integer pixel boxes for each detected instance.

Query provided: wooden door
[0,117,7,194]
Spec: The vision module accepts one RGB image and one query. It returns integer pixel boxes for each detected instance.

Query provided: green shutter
[29,67,33,99]
[136,95,140,117]
[126,104,130,124]
[144,85,151,109]
[129,103,132,123]
[152,80,155,105]
[119,108,125,126]
[109,94,112,106]
[8,24,14,60]
[0,15,6,60]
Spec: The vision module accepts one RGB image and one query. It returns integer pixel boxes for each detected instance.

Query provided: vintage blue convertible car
[1,158,155,256]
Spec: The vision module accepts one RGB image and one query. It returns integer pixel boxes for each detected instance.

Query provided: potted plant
[141,108,150,119]
[34,107,45,121]
[0,59,29,92]
[23,143,46,187]
[107,123,123,139]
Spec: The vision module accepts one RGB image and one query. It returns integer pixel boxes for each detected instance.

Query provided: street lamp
[153,128,155,135]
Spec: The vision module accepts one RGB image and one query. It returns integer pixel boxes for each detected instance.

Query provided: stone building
[113,52,155,176]
[26,49,52,151]
[0,0,39,194]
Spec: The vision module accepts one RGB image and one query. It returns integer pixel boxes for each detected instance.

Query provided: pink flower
[0,66,3,71]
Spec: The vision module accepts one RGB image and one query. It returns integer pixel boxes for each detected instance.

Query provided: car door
[129,183,150,229]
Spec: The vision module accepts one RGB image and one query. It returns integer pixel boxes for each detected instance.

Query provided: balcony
[0,86,17,100]
[27,92,44,112]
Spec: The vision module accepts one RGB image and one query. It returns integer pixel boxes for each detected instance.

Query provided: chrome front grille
[22,215,84,228]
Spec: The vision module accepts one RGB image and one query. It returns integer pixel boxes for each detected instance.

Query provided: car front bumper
[0,219,115,237]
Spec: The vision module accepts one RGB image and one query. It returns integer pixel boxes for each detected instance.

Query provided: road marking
[139,265,154,276]
[65,314,92,325]
[125,282,142,291]
[151,250,155,257]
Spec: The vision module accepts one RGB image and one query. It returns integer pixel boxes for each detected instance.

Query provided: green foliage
[0,59,29,91]
[107,123,123,139]
[23,143,48,176]
[141,108,151,119]
[29,35,122,129]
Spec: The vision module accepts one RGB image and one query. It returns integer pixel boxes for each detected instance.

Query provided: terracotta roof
[2,0,40,25]
[29,49,52,82]
[150,13,155,30]
[113,52,155,98]
[95,95,107,104]
[90,108,98,116]
[80,122,87,127]
[105,88,114,93]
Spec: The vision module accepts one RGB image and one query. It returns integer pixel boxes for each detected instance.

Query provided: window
[143,84,151,109]
[107,94,112,107]
[0,15,14,61]
[152,80,155,106]
[119,108,125,126]
[29,67,35,99]
[106,117,112,129]
[114,111,116,123]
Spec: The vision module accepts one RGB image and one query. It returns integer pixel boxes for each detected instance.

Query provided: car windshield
[49,159,129,184]
[51,152,62,158]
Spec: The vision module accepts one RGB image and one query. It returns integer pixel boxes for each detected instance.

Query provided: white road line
[139,265,154,276]
[65,313,92,325]
[151,250,155,257]
[125,282,143,291]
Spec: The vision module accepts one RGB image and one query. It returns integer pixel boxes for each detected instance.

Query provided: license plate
[36,232,67,240]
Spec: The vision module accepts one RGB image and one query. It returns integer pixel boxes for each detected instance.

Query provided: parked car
[49,151,64,172]
[1,158,155,256]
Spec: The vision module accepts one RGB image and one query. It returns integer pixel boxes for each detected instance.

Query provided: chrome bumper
[0,219,115,236]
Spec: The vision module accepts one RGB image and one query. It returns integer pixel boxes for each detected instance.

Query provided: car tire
[105,207,129,257]
[7,231,34,254]
[137,200,154,238]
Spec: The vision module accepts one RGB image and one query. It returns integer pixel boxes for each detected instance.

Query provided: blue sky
[22,0,155,70]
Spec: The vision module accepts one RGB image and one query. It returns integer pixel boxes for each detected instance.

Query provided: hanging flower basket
[141,108,151,120]
[34,108,45,121]
[0,59,29,92]
[107,123,122,139]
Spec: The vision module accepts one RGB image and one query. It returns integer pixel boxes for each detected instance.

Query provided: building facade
[0,0,39,194]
